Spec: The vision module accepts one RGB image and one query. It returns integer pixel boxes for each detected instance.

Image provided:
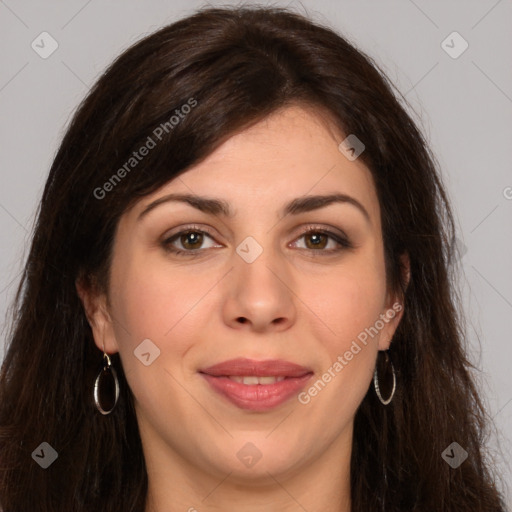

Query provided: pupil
[184,232,201,248]
[308,233,325,248]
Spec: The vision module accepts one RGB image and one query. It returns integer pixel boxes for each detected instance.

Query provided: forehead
[128,104,380,226]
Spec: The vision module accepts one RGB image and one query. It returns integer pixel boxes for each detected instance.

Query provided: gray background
[1,0,511,506]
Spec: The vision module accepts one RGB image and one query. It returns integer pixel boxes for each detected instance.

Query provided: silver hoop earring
[94,352,119,415]
[373,350,396,405]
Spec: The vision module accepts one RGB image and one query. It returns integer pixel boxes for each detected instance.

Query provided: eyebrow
[137,192,371,224]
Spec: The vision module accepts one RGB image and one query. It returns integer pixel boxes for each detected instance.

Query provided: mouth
[199,358,314,411]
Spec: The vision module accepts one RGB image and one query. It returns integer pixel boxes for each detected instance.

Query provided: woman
[0,5,507,511]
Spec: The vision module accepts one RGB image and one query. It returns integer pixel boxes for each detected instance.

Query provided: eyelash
[161,224,353,257]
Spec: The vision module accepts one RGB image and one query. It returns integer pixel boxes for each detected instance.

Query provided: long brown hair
[0,6,507,511]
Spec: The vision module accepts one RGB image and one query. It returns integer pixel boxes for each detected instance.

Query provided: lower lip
[200,373,313,411]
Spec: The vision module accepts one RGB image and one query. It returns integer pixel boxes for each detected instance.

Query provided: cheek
[303,259,387,353]
[292,264,386,441]
[108,255,207,408]
[109,247,228,380]
[112,258,202,342]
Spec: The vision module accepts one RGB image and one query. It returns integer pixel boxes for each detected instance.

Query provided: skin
[78,104,409,512]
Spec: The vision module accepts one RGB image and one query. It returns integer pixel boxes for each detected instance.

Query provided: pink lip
[199,358,312,377]
[199,358,313,411]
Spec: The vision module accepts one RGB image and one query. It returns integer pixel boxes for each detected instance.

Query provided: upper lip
[199,358,313,378]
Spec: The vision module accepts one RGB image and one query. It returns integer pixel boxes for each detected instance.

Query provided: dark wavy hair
[0,5,507,511]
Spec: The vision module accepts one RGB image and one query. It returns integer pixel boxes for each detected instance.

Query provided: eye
[161,225,352,257]
[161,225,220,256]
[291,226,353,254]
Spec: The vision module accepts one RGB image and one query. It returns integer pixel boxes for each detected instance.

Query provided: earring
[94,352,120,415]
[373,350,396,405]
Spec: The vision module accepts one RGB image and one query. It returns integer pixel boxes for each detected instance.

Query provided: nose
[221,243,297,333]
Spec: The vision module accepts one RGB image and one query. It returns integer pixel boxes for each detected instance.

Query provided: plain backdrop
[1,0,511,506]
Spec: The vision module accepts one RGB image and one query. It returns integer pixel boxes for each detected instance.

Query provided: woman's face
[86,104,405,492]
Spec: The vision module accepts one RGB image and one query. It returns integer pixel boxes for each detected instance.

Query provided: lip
[199,358,313,411]
[199,358,312,378]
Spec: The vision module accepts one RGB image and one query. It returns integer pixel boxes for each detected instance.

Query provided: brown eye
[161,226,220,256]
[304,232,329,250]
[177,231,204,250]
[161,225,352,257]
[292,227,352,254]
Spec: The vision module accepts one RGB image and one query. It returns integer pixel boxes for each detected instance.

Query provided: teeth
[227,376,286,385]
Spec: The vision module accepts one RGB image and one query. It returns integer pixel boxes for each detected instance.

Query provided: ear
[75,275,119,354]
[377,251,410,351]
